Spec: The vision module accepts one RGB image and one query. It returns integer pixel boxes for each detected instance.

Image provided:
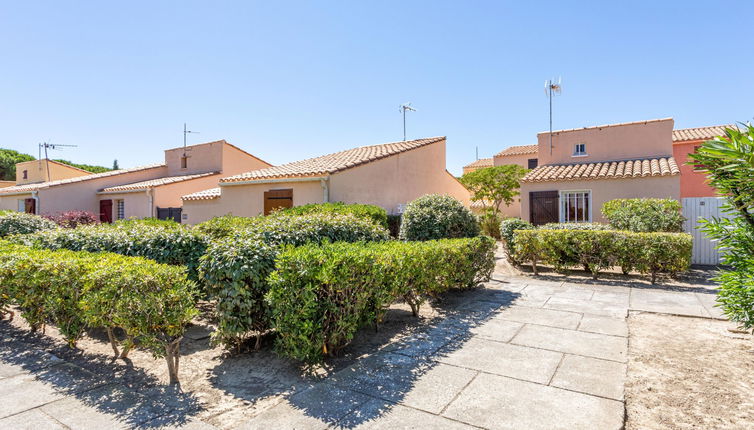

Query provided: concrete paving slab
[511,325,627,362]
[344,399,475,429]
[510,295,549,308]
[694,292,725,319]
[550,288,594,301]
[630,289,710,317]
[471,318,524,342]
[550,355,626,400]
[591,290,630,306]
[442,373,624,430]
[578,314,628,337]
[494,306,581,330]
[0,349,63,379]
[399,364,478,414]
[0,408,67,430]
[521,283,568,298]
[544,296,627,318]
[0,373,65,418]
[438,337,562,384]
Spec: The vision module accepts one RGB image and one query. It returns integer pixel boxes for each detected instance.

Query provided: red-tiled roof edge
[494,144,538,157]
[537,117,674,136]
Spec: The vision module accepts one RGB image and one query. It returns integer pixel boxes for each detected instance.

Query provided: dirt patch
[626,312,754,430]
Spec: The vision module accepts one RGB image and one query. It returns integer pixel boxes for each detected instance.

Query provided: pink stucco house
[0,140,270,222]
[672,125,732,198]
[181,136,470,224]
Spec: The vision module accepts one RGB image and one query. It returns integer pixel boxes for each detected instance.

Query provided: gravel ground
[626,312,754,430]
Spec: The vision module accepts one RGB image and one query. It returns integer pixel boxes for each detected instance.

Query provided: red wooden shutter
[99,199,113,223]
[24,198,36,214]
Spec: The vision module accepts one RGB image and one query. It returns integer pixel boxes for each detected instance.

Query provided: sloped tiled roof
[182,187,221,201]
[463,158,493,169]
[99,172,219,193]
[495,144,538,157]
[521,157,680,183]
[538,118,673,135]
[0,163,166,195]
[220,137,445,183]
[672,125,734,142]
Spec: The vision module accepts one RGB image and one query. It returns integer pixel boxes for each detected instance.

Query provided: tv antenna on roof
[38,141,78,181]
[183,123,200,157]
[545,78,562,155]
[399,103,416,141]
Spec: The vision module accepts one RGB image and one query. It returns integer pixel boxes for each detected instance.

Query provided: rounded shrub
[399,194,479,241]
[274,202,388,228]
[0,212,58,237]
[602,198,684,232]
[45,211,99,228]
[499,218,534,262]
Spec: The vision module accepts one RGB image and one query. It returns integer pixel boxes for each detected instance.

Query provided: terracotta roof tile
[463,158,493,169]
[220,137,445,183]
[521,157,679,183]
[182,187,221,201]
[0,163,166,195]
[99,172,219,193]
[538,118,673,135]
[672,125,735,142]
[494,144,538,157]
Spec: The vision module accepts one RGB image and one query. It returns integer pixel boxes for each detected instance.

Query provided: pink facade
[673,140,717,198]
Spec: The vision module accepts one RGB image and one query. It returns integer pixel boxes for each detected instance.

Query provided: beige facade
[181,137,471,224]
[15,159,91,185]
[0,140,271,221]
[0,181,15,189]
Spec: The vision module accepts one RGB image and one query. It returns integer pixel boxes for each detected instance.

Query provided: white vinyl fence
[682,197,732,265]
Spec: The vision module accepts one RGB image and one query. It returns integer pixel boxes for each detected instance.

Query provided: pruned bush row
[0,241,197,384]
[198,213,391,350]
[0,212,58,237]
[268,236,496,363]
[499,218,534,264]
[602,198,685,232]
[538,222,611,231]
[512,229,692,283]
[11,222,208,281]
[44,211,100,228]
[274,202,389,229]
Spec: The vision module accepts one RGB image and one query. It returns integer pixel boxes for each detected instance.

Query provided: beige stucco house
[462,157,493,174]
[0,140,270,222]
[181,136,470,224]
[520,118,680,224]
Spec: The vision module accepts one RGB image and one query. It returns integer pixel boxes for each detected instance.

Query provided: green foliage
[44,211,99,228]
[399,194,479,241]
[538,222,611,230]
[459,165,528,215]
[0,148,34,180]
[52,159,111,173]
[512,229,692,282]
[0,212,58,237]
[198,213,390,350]
[690,123,754,331]
[194,215,260,240]
[274,202,388,228]
[114,217,182,229]
[479,211,502,239]
[386,214,402,238]
[11,222,208,282]
[267,237,495,363]
[0,241,197,384]
[499,218,534,263]
[601,198,684,232]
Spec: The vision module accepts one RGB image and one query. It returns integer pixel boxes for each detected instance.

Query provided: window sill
[571,154,589,157]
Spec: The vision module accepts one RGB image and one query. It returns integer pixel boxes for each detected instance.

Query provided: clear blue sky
[1,1,751,175]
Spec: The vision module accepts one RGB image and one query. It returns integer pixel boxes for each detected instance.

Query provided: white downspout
[146,187,154,218]
[320,178,329,203]
[31,191,40,214]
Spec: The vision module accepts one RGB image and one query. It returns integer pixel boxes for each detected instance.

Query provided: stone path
[0,267,723,429]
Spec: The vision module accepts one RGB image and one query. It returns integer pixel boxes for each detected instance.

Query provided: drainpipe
[320,178,329,203]
[146,187,154,218]
[31,190,40,215]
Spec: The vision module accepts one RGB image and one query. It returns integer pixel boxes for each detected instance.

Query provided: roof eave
[220,175,329,186]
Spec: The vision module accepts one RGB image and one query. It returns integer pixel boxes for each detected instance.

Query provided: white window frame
[572,143,587,157]
[116,199,125,220]
[559,190,592,223]
[17,199,25,212]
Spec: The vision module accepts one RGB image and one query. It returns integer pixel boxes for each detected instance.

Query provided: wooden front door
[99,199,113,223]
[529,191,559,225]
[264,189,293,215]
[24,198,36,214]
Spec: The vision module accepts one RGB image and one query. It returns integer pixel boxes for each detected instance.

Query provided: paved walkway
[0,264,723,429]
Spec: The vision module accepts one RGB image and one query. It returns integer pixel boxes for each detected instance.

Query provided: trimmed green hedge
[0,212,58,237]
[274,202,388,229]
[538,222,611,230]
[500,218,534,264]
[267,237,495,363]
[10,222,209,281]
[198,213,391,350]
[0,241,197,384]
[512,229,692,282]
[194,215,260,240]
[399,194,479,241]
[602,198,685,232]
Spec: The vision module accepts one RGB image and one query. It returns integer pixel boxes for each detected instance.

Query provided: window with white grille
[560,190,591,222]
[116,200,125,220]
[573,143,587,156]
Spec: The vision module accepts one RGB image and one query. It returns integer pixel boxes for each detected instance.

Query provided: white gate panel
[682,197,729,265]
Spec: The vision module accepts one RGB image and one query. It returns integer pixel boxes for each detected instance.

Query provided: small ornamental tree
[690,123,754,332]
[460,165,528,217]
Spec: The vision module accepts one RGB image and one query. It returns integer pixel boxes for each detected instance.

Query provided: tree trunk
[106,327,120,358]
[254,333,262,351]
[164,338,182,385]
[119,335,134,359]
[531,259,538,276]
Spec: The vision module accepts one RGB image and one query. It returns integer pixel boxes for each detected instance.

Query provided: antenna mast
[39,142,78,181]
[399,103,416,141]
[183,123,199,157]
[545,78,562,155]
